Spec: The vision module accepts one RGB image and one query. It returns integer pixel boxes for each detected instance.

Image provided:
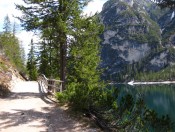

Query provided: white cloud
[83,0,107,15]
[16,31,40,55]
[0,0,24,30]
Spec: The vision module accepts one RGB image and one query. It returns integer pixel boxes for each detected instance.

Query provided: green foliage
[119,5,136,18]
[27,39,38,80]
[148,5,168,22]
[0,62,8,71]
[116,10,161,46]
[16,0,98,90]
[162,19,175,44]
[3,15,11,33]
[0,83,10,98]
[0,24,25,72]
[17,0,104,110]
[66,16,104,110]
[38,41,54,78]
[129,13,161,45]
[135,65,175,81]
[97,87,119,110]
[55,92,68,103]
[92,90,174,131]
[144,109,173,131]
[16,1,174,130]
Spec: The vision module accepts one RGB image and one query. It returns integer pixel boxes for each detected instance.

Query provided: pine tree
[16,0,105,110]
[16,0,96,90]
[0,16,25,72]
[38,39,51,77]
[12,21,18,36]
[3,15,11,33]
[27,39,38,80]
[67,15,104,109]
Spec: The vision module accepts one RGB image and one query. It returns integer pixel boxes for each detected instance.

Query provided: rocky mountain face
[100,0,175,81]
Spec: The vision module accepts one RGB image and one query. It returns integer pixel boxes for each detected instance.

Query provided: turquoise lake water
[116,84,175,129]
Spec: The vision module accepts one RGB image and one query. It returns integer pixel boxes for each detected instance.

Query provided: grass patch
[0,62,8,71]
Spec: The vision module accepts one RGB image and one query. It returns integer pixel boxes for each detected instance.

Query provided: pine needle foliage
[16,0,104,110]
[16,0,98,90]
[27,39,38,80]
[67,15,104,109]
[0,15,25,72]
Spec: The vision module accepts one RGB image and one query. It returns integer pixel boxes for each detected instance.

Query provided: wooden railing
[38,74,63,95]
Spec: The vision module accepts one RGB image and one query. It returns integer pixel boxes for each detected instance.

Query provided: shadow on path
[0,106,93,131]
[38,81,57,104]
[0,81,98,132]
[7,92,40,100]
[38,82,53,104]
[1,81,54,104]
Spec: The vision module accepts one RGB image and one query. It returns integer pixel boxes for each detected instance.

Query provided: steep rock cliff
[100,0,175,81]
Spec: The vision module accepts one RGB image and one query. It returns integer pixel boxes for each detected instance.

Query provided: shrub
[55,92,68,103]
[0,83,10,97]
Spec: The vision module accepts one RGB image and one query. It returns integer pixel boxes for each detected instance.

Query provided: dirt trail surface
[0,81,98,132]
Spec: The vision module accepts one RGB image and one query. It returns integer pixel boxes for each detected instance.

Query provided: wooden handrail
[48,79,64,82]
[38,74,63,95]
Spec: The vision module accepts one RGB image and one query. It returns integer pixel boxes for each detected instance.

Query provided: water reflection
[88,84,174,131]
[116,84,175,123]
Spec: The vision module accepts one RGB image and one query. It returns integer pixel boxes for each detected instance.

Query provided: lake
[115,84,175,130]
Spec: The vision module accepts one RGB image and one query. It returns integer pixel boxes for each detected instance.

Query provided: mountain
[100,0,175,82]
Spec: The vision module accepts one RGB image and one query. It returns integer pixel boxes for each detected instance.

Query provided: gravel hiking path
[0,81,99,132]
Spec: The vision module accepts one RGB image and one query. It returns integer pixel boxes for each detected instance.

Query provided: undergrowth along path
[0,81,98,132]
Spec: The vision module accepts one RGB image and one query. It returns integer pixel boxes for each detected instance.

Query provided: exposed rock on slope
[100,0,175,81]
[0,55,23,97]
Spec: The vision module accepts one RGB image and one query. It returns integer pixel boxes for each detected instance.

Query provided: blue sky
[0,0,107,55]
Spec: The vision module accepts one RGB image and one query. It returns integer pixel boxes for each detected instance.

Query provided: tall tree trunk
[60,39,66,91]
[59,0,67,90]
[49,40,52,77]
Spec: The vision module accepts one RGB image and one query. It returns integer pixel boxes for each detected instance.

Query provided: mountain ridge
[100,0,175,82]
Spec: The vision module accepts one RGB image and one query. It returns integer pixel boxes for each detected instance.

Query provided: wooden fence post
[60,82,62,92]
[52,80,56,93]
[40,74,63,96]
[48,80,51,92]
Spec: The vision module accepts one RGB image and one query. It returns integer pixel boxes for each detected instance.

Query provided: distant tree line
[0,15,26,72]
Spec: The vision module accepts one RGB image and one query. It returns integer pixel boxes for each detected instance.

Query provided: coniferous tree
[16,0,105,110]
[16,0,99,90]
[0,16,25,72]
[3,15,11,33]
[27,39,38,80]
[12,21,18,36]
[38,23,60,78]
[67,15,104,109]
[38,40,51,77]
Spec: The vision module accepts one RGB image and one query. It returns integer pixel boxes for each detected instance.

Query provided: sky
[0,0,107,56]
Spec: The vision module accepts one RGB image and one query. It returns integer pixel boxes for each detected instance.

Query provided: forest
[0,15,25,73]
[0,0,174,131]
